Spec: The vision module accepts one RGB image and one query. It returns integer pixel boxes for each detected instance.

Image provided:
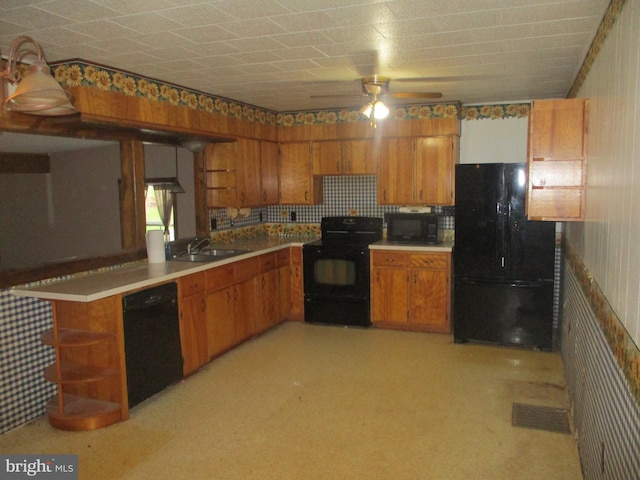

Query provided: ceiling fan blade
[394,74,490,83]
[310,93,368,99]
[390,92,443,99]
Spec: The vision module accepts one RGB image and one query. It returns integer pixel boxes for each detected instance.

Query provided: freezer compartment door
[453,278,553,351]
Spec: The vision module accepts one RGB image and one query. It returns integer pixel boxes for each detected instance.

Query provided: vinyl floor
[0,322,583,480]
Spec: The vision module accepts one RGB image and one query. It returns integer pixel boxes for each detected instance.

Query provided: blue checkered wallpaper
[208,176,455,232]
[0,289,56,433]
[266,176,455,227]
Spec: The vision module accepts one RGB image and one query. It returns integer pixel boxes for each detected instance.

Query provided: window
[145,184,176,241]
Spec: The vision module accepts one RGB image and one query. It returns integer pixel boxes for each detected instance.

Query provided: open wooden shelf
[41,327,114,347]
[46,394,122,431]
[44,361,118,384]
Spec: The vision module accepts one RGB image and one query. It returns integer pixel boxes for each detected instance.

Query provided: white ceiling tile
[0,0,611,111]
[1,5,71,28]
[64,19,140,39]
[158,4,236,27]
[173,24,238,43]
[34,0,119,22]
[213,0,290,19]
[113,12,184,35]
[218,17,289,38]
[90,0,175,15]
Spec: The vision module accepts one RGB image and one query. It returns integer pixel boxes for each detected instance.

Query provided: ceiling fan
[311,75,443,127]
[311,75,443,101]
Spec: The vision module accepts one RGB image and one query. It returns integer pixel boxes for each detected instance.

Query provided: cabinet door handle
[226,291,231,303]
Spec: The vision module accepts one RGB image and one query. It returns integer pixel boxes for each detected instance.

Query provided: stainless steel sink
[171,249,250,262]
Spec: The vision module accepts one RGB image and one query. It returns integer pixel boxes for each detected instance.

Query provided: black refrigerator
[453,163,556,351]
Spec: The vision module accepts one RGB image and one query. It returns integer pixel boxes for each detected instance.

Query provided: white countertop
[11,236,315,303]
[11,236,453,303]
[370,240,454,252]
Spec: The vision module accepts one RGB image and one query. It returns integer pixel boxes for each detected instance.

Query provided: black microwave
[386,213,440,244]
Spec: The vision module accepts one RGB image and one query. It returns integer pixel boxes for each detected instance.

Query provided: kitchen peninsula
[11,235,311,431]
[12,234,453,431]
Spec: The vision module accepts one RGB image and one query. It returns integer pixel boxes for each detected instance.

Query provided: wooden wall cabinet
[371,250,451,333]
[526,98,588,221]
[279,142,323,204]
[178,273,208,376]
[205,142,237,208]
[205,139,279,208]
[236,138,261,207]
[312,139,376,175]
[377,136,456,205]
[260,140,280,205]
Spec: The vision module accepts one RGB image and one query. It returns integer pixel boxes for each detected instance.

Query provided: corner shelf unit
[41,296,128,431]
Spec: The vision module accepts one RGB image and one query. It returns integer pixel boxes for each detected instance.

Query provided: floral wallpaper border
[48,60,529,126]
[14,0,624,124]
[208,223,320,243]
[565,239,640,406]
[568,0,627,98]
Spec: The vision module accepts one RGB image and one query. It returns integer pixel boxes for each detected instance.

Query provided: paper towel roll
[146,230,166,264]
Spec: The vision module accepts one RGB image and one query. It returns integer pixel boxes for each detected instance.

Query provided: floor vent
[512,403,571,434]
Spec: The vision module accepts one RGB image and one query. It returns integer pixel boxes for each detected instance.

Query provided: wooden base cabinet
[276,248,291,321]
[289,247,304,321]
[371,250,451,333]
[41,296,126,431]
[205,258,260,358]
[178,273,208,376]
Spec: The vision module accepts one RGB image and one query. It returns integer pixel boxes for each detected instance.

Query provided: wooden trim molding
[0,152,50,173]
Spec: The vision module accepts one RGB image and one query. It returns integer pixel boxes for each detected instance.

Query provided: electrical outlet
[290,211,297,222]
[210,218,217,230]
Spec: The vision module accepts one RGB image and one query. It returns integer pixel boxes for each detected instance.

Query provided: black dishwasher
[122,282,183,408]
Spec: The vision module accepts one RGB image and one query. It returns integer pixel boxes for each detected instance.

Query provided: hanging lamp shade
[2,36,78,116]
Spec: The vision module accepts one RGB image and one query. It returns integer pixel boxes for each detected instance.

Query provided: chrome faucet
[187,237,211,254]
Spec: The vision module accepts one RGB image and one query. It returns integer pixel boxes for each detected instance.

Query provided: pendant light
[1,36,78,116]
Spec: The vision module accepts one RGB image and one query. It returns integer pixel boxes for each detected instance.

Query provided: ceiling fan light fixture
[359,102,373,118]
[360,94,389,128]
[372,100,389,119]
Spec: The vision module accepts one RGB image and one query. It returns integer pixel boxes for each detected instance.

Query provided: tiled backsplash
[209,176,455,239]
